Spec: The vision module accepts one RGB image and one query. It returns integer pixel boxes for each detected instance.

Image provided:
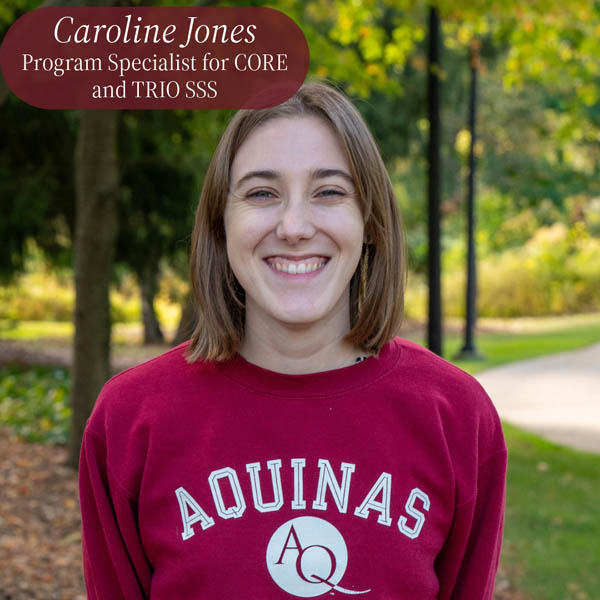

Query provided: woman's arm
[79,425,152,599]
[435,448,507,600]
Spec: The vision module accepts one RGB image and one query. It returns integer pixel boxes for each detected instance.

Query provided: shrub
[0,276,74,321]
[442,223,600,317]
[110,290,141,323]
[0,366,71,444]
[1,268,145,324]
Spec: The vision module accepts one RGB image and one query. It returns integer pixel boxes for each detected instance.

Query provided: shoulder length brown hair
[184,79,407,364]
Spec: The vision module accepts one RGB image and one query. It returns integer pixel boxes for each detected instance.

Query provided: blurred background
[1,1,599,599]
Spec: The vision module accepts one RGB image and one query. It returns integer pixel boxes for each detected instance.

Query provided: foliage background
[2,0,599,322]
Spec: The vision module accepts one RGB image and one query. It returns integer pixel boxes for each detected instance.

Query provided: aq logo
[266,516,370,597]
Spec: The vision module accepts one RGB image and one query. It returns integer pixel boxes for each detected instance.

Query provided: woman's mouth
[264,256,329,275]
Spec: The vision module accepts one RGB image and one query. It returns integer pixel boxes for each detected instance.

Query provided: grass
[501,423,600,600]
[0,320,174,345]
[0,320,73,340]
[404,313,600,374]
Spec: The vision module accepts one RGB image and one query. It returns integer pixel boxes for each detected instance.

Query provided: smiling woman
[79,80,507,600]
[186,81,406,370]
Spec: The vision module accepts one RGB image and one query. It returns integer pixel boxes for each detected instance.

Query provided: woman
[79,80,506,599]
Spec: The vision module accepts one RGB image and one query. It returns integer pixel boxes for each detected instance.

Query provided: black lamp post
[427,6,443,357]
[455,40,484,361]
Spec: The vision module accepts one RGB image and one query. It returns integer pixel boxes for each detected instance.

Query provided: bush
[0,366,71,444]
[110,290,141,323]
[0,268,145,324]
[441,223,600,317]
[0,276,74,321]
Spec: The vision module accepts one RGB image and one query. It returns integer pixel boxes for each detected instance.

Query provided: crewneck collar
[215,337,402,398]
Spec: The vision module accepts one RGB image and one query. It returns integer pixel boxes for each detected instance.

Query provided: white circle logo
[266,516,370,597]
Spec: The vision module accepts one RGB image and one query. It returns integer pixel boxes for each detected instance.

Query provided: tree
[69,109,120,468]
[0,97,76,281]
[116,111,198,344]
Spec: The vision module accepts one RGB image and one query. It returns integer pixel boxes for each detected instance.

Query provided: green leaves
[0,366,71,445]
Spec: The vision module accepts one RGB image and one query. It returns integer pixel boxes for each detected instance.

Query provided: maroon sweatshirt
[79,337,506,599]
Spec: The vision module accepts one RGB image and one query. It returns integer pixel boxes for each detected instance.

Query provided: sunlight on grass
[478,313,600,333]
[0,321,176,347]
[0,320,74,340]
[402,313,600,375]
[449,319,600,374]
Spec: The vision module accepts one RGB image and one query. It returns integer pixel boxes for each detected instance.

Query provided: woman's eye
[247,190,274,199]
[318,189,344,197]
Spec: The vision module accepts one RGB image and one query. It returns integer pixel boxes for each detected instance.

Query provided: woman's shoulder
[390,336,502,426]
[389,336,506,460]
[104,340,203,389]
[391,336,482,385]
[86,341,214,435]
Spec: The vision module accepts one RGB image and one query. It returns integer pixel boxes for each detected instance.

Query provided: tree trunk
[69,110,119,468]
[172,293,197,347]
[138,262,164,345]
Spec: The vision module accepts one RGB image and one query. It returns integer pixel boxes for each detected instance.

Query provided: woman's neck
[240,334,364,375]
[240,304,366,375]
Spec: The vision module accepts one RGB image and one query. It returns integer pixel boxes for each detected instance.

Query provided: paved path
[476,342,600,454]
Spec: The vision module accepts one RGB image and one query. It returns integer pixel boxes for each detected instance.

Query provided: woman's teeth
[267,258,327,274]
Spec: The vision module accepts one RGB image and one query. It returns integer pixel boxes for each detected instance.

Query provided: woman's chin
[269,307,328,328]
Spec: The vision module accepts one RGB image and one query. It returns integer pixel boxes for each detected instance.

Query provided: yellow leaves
[330,3,362,45]
[316,65,329,77]
[454,129,483,158]
[457,24,472,45]
[339,15,352,32]
[380,24,419,67]
[384,43,404,65]
[365,63,387,86]
[455,129,471,156]
[359,25,371,37]
[360,29,384,61]
[413,26,425,42]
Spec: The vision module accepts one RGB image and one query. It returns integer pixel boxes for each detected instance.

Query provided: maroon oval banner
[0,6,309,109]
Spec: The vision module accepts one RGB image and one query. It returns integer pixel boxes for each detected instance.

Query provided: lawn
[405,313,600,374]
[501,424,600,600]
[0,319,174,345]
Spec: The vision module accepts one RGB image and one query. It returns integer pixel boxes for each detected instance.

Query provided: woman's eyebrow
[310,168,354,185]
[233,170,280,189]
[233,167,354,190]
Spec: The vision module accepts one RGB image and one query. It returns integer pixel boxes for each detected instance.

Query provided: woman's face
[223,115,364,332]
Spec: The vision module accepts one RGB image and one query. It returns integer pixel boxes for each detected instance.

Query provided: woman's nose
[275,197,316,243]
